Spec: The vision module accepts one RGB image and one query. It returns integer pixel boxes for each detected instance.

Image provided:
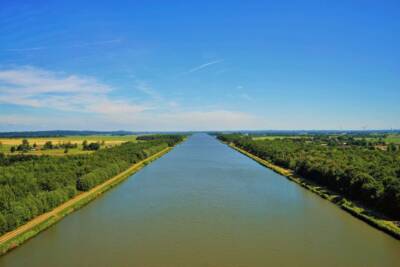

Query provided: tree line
[218,134,400,220]
[0,130,134,138]
[137,134,186,146]
[9,139,99,153]
[0,135,184,235]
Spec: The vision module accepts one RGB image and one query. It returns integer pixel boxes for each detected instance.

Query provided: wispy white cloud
[0,66,266,131]
[0,67,110,94]
[0,66,148,116]
[0,110,266,131]
[187,59,224,73]
[172,59,224,79]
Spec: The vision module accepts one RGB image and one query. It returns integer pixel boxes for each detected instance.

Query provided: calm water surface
[1,134,399,267]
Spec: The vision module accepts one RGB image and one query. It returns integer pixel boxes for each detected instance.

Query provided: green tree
[0,212,8,234]
[82,140,88,150]
[43,141,53,150]
[0,135,183,233]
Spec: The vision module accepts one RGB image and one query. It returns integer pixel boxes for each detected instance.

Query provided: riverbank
[223,142,400,240]
[0,146,174,256]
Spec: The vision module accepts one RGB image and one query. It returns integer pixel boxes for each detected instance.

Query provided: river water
[1,133,399,266]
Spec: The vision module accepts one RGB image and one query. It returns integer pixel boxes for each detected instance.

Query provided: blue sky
[0,0,399,131]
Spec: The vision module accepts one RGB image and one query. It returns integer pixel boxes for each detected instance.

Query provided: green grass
[354,134,400,144]
[226,142,400,240]
[0,145,10,153]
[0,216,57,255]
[0,146,173,256]
[384,135,400,144]
[252,135,305,140]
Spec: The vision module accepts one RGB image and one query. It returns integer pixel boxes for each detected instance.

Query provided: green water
[1,134,399,266]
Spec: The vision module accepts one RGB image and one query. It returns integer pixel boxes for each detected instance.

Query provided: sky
[0,0,399,131]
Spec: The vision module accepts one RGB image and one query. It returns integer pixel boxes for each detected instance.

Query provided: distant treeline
[218,134,400,220]
[0,130,191,138]
[137,134,185,146]
[211,130,400,137]
[0,135,184,235]
[0,130,135,138]
[9,139,98,153]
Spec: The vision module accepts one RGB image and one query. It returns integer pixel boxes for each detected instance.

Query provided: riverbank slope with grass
[0,146,175,256]
[0,135,186,235]
[222,141,400,240]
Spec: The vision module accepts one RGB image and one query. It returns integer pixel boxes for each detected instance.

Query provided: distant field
[0,135,137,145]
[354,134,400,144]
[0,135,137,155]
[383,135,400,144]
[253,134,400,144]
[252,135,304,140]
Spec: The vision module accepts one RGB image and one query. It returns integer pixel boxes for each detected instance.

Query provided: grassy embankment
[0,145,174,256]
[0,135,137,155]
[223,142,400,240]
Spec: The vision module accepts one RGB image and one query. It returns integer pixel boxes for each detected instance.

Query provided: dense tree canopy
[218,134,400,220]
[137,134,186,146]
[0,135,184,235]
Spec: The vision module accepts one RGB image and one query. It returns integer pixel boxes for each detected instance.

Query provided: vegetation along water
[0,135,184,255]
[0,134,399,267]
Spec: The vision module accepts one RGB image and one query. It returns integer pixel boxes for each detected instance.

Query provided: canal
[1,134,399,266]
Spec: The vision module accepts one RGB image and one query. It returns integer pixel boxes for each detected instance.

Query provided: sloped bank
[0,146,175,256]
[222,141,400,240]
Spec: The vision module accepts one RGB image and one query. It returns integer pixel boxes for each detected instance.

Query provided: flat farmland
[252,135,304,140]
[0,135,137,155]
[253,134,400,144]
[383,134,400,144]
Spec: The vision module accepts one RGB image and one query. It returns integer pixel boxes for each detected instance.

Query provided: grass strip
[225,142,400,240]
[0,146,174,256]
